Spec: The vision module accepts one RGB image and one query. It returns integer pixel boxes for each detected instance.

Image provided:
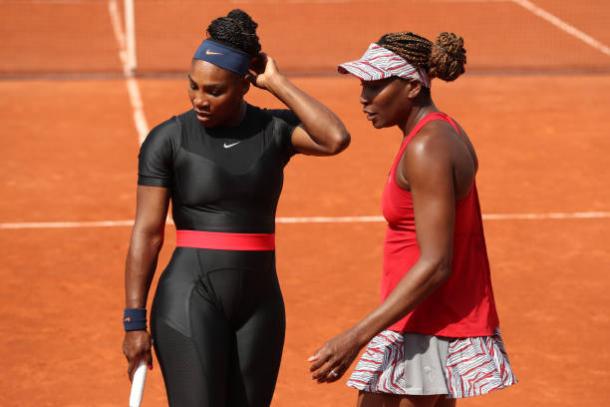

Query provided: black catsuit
[137,104,299,406]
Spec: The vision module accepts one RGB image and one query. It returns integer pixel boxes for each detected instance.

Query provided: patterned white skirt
[347,329,517,398]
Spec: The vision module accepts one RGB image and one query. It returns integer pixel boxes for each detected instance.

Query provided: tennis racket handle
[129,360,148,407]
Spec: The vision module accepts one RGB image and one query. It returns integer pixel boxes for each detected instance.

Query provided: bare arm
[125,186,170,307]
[349,131,455,344]
[250,54,350,156]
[122,185,170,380]
[308,129,456,382]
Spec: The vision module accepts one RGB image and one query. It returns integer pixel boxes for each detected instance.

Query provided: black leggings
[151,248,285,406]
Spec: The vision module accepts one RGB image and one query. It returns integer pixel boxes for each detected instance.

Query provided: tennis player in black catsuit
[121,9,350,407]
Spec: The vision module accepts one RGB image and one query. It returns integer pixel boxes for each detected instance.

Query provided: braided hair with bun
[377,31,467,82]
[206,9,261,57]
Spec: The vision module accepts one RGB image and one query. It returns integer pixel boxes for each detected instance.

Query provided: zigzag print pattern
[347,329,517,398]
[347,330,409,393]
[445,329,518,398]
[339,43,430,86]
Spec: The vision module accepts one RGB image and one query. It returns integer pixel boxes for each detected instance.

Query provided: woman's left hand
[308,328,363,383]
[247,53,282,91]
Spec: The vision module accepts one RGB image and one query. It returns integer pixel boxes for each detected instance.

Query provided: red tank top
[381,112,499,337]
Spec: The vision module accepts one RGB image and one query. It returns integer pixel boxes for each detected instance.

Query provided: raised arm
[250,54,350,156]
[122,185,170,381]
[308,128,456,382]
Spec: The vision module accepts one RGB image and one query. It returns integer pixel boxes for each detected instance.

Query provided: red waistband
[176,230,275,251]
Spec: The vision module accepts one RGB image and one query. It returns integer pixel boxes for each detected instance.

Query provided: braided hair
[206,9,261,57]
[377,31,467,82]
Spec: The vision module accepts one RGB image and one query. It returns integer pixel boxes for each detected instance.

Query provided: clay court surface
[1,1,609,406]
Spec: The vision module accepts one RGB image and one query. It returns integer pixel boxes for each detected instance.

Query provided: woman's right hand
[248,53,283,92]
[122,330,153,381]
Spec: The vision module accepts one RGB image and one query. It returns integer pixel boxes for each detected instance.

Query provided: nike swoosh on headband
[223,141,240,149]
[193,39,250,75]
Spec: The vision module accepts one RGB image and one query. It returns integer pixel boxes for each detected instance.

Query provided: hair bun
[206,9,261,56]
[227,9,258,34]
[428,32,466,82]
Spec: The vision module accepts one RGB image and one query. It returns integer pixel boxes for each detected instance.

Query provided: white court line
[0,0,88,3]
[0,0,501,3]
[108,0,149,144]
[230,0,507,3]
[0,220,136,230]
[512,0,610,57]
[1,212,609,230]
[230,0,351,3]
[431,0,507,2]
[483,211,610,220]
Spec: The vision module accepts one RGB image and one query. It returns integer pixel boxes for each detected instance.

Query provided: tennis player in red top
[308,32,517,406]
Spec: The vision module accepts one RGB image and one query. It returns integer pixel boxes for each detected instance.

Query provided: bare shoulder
[397,127,450,193]
[450,119,479,171]
[405,120,457,163]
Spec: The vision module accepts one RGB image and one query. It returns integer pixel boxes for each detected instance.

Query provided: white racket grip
[129,360,148,407]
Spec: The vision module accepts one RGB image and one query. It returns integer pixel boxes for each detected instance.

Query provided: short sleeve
[267,109,300,165]
[137,117,178,188]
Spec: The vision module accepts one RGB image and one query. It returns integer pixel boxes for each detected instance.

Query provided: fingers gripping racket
[129,360,148,407]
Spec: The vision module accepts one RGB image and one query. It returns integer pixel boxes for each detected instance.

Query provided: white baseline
[108,0,150,144]
[512,0,610,57]
[1,212,609,230]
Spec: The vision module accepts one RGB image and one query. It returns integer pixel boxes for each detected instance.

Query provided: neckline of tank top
[399,111,475,203]
[400,111,452,145]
